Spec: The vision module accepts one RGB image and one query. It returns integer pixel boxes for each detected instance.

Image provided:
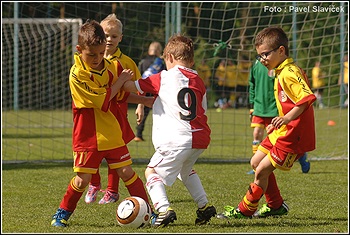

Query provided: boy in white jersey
[122,34,216,227]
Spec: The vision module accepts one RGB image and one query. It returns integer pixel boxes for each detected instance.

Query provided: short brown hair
[255,27,289,56]
[163,34,194,63]
[78,19,106,49]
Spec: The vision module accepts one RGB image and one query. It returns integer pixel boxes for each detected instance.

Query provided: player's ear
[167,53,174,63]
[76,45,82,53]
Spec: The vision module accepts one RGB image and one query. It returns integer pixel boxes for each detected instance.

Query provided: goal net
[2,2,348,163]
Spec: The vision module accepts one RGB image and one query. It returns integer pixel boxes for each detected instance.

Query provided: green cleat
[217,205,251,219]
[253,201,289,218]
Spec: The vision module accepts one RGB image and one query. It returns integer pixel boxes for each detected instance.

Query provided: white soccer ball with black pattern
[116,196,152,228]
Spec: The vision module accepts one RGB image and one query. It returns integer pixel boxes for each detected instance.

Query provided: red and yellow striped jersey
[69,52,133,151]
[105,47,142,114]
[269,58,316,153]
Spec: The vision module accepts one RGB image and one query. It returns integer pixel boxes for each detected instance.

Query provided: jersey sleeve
[280,68,316,107]
[135,72,162,95]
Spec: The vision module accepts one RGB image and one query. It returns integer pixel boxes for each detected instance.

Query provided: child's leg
[98,167,120,204]
[146,169,170,212]
[89,169,101,187]
[238,155,274,216]
[85,169,101,204]
[180,169,208,208]
[106,166,120,193]
[116,165,149,205]
[264,172,283,209]
[60,174,90,212]
[237,182,264,216]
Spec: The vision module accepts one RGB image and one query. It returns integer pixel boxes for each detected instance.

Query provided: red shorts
[251,116,273,129]
[72,145,132,174]
[259,138,304,171]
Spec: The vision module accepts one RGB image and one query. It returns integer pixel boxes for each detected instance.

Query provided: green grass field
[1,160,348,233]
[2,107,348,162]
[1,106,348,233]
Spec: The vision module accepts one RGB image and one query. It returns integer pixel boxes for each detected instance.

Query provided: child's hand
[266,124,274,134]
[119,69,134,82]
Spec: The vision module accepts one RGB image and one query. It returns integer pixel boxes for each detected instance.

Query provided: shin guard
[238,183,263,216]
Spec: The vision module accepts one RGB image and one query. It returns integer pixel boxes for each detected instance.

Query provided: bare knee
[75,173,91,189]
[145,167,156,179]
[116,166,134,181]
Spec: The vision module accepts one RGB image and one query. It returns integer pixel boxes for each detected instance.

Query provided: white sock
[180,170,208,208]
[146,173,169,213]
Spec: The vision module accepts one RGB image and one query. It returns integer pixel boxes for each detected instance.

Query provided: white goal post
[2,18,82,110]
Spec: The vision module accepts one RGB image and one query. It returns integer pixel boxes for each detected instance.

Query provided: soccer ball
[116,196,152,228]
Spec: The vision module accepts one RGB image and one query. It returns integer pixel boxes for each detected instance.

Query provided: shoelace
[55,209,69,220]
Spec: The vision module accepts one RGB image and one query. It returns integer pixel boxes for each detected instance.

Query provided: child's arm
[110,69,133,101]
[126,93,154,108]
[122,80,138,93]
[270,102,309,129]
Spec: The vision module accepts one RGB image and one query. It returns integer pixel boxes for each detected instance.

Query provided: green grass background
[1,160,348,233]
[2,107,348,162]
[1,106,348,233]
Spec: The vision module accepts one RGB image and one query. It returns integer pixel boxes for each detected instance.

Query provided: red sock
[264,172,283,209]
[107,167,120,193]
[90,169,101,188]
[59,177,85,212]
[238,183,264,216]
[124,172,149,204]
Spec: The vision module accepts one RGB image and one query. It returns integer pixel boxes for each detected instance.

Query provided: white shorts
[147,148,204,186]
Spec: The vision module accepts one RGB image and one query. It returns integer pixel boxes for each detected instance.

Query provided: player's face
[104,27,122,52]
[79,44,106,70]
[256,44,281,70]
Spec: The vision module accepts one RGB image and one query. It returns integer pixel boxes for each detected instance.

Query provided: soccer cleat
[195,204,217,225]
[253,201,289,218]
[85,184,101,204]
[150,207,177,227]
[51,208,72,227]
[98,191,119,204]
[298,153,310,173]
[217,205,251,219]
[134,136,145,142]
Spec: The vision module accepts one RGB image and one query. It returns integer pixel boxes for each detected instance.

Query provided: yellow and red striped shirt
[269,58,316,153]
[69,53,133,151]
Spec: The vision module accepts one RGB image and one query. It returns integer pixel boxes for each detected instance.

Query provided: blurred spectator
[236,55,251,108]
[213,59,238,111]
[311,61,326,109]
[213,59,229,110]
[338,54,348,108]
[196,59,212,91]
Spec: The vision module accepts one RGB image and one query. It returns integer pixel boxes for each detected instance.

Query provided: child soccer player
[51,19,150,227]
[218,27,316,219]
[122,34,217,227]
[248,60,310,174]
[84,13,147,205]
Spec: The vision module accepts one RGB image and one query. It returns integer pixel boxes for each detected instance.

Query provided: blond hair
[100,13,123,35]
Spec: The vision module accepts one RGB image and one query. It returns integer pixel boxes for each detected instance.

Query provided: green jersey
[248,60,278,117]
